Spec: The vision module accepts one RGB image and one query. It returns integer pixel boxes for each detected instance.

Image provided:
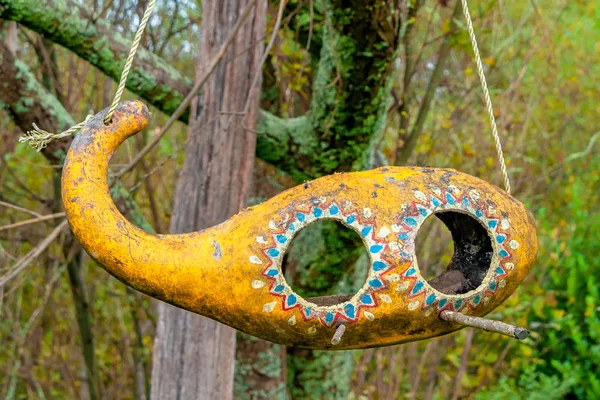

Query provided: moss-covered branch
[257,0,399,182]
[0,38,74,163]
[256,112,318,181]
[0,0,193,122]
[0,0,401,182]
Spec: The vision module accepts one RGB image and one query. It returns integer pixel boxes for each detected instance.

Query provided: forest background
[0,0,598,399]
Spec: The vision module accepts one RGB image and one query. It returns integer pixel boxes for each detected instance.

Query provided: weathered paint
[62,101,538,350]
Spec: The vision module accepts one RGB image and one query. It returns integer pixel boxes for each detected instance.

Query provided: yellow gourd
[61,101,537,349]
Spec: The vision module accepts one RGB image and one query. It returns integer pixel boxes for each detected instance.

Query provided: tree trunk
[150,1,266,398]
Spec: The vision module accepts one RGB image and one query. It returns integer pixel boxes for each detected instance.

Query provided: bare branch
[0,219,69,289]
[0,212,66,233]
[242,0,285,115]
[396,2,462,165]
[0,200,42,218]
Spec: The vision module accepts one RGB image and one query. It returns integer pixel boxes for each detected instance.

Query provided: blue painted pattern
[255,201,393,327]
[251,184,518,328]
[393,187,516,314]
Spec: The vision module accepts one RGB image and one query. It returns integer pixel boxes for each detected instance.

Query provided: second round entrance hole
[415,211,493,295]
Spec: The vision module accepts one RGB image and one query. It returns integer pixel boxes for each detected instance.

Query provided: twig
[0,212,66,232]
[0,241,17,262]
[0,200,42,218]
[396,1,461,165]
[0,219,69,288]
[9,154,64,169]
[93,0,115,22]
[469,341,514,396]
[563,131,599,163]
[238,0,287,134]
[126,154,172,194]
[115,0,258,180]
[294,0,313,83]
[66,250,101,400]
[409,341,434,400]
[440,310,530,340]
[451,327,474,400]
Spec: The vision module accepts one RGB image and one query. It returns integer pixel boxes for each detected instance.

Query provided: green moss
[257,112,317,181]
[0,0,192,120]
[287,349,356,399]
[13,58,74,130]
[234,334,287,400]
[13,96,32,113]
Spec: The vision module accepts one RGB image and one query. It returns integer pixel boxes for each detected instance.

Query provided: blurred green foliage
[478,158,600,399]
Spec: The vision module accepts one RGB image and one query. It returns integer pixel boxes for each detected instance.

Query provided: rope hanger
[459,0,511,193]
[104,0,156,125]
[19,0,510,192]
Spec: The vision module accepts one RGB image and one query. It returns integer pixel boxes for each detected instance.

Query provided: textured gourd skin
[62,101,538,349]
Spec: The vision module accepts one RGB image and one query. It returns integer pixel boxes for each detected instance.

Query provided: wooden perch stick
[440,310,529,340]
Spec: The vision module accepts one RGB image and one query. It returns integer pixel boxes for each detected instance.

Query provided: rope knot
[19,114,93,151]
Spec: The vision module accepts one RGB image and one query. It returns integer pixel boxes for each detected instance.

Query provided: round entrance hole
[282,220,369,306]
[415,211,493,295]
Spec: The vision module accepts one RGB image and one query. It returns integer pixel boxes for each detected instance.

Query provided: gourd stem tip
[331,324,346,346]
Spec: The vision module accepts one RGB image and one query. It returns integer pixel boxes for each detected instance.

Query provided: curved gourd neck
[61,101,221,311]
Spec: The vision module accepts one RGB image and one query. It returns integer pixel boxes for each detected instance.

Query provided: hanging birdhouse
[61,102,537,350]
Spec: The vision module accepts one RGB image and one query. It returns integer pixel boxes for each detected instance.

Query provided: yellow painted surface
[62,101,538,349]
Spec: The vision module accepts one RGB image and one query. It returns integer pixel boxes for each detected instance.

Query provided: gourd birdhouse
[61,102,537,350]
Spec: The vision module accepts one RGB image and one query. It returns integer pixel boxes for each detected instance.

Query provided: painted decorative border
[249,186,519,327]
[391,185,519,317]
[249,197,396,327]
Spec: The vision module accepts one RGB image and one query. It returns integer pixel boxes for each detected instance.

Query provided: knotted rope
[20,0,156,150]
[19,114,93,151]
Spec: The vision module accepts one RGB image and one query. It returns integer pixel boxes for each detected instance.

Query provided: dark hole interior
[282,220,369,306]
[424,211,493,295]
[414,215,455,282]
